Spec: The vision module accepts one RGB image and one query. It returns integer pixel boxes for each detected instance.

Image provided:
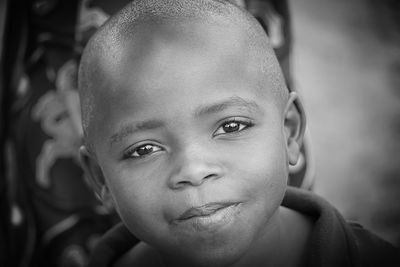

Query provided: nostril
[176,180,191,187]
[173,173,219,189]
[168,156,223,189]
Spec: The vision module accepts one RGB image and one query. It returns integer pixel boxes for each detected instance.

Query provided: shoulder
[282,187,400,267]
[348,222,400,267]
[114,241,165,267]
[88,223,165,267]
[87,223,139,267]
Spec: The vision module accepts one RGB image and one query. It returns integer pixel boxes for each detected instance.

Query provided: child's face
[86,21,293,265]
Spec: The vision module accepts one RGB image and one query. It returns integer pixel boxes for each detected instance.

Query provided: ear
[79,146,114,211]
[283,92,306,169]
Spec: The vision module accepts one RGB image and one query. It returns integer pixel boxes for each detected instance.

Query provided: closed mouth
[176,202,240,221]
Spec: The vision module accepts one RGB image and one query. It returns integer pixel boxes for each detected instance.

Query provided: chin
[174,250,242,267]
[167,237,248,267]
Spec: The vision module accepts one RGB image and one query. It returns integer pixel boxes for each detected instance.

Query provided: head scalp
[79,0,287,151]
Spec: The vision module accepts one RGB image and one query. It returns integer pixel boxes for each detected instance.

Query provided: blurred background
[291,0,400,246]
[0,0,399,266]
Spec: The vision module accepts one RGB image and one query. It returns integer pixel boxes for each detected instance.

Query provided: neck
[232,206,312,267]
[230,207,284,267]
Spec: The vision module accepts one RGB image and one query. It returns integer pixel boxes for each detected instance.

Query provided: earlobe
[79,146,114,210]
[283,92,306,168]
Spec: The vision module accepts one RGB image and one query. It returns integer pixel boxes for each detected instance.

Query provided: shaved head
[78,0,288,151]
[78,3,306,264]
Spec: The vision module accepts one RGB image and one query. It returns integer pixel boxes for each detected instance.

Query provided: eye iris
[137,145,154,156]
[223,122,240,133]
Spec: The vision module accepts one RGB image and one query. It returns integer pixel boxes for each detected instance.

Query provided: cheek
[102,165,168,239]
[223,128,288,208]
[237,135,287,230]
[242,150,287,203]
[225,128,287,183]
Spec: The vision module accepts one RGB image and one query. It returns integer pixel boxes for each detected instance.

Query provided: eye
[214,119,253,136]
[125,143,163,159]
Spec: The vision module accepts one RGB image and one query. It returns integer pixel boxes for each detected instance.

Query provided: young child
[78,0,399,266]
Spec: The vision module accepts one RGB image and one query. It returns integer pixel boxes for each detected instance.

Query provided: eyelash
[213,118,254,137]
[123,118,254,159]
[124,142,164,159]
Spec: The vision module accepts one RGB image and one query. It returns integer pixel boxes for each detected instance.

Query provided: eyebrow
[194,96,263,117]
[109,120,164,147]
[109,96,262,148]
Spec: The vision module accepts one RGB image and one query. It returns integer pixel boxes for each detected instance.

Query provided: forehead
[94,19,274,96]
[101,20,256,76]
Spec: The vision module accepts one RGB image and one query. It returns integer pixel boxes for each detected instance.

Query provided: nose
[168,144,223,189]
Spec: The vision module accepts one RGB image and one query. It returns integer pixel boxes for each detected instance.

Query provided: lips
[177,202,240,221]
[171,201,242,232]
